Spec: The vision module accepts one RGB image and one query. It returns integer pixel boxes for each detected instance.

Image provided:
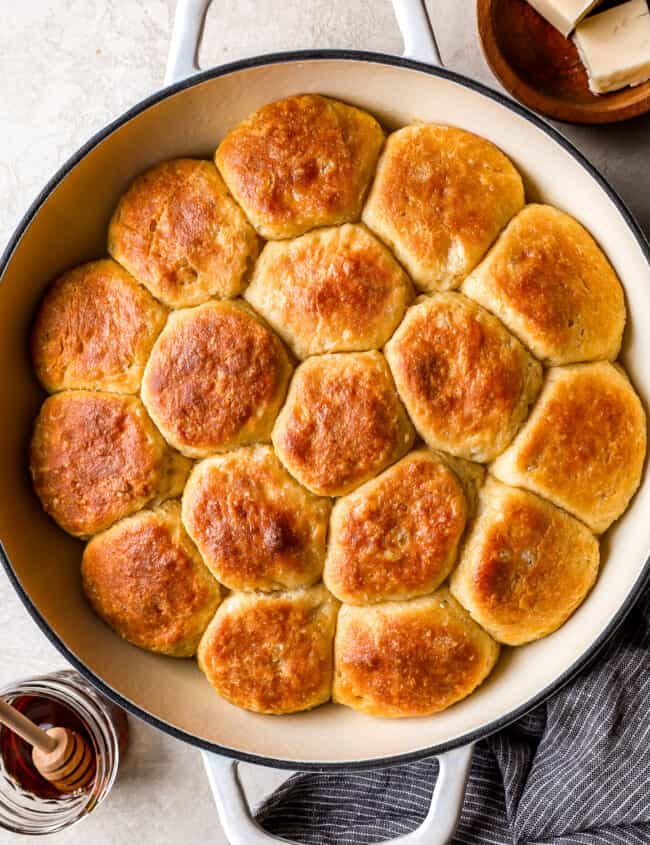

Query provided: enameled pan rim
[2,49,649,772]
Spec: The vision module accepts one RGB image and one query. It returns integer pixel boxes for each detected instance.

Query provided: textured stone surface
[1,2,648,842]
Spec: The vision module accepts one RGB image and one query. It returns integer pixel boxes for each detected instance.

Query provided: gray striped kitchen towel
[256,581,650,844]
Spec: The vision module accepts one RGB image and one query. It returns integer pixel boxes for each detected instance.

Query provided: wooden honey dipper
[0,697,95,793]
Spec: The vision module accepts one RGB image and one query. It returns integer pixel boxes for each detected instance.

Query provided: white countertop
[1,2,648,842]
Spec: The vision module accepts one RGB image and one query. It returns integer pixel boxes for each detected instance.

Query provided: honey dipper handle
[0,698,58,754]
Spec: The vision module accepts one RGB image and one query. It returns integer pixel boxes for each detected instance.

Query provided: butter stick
[525,0,603,38]
[574,0,650,94]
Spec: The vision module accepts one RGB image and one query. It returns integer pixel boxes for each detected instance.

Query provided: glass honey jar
[0,669,127,835]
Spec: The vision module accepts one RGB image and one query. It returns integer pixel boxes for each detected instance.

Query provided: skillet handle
[201,744,473,845]
[392,0,442,65]
[164,0,442,85]
[164,0,211,85]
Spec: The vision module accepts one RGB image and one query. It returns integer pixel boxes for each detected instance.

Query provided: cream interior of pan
[1,58,649,766]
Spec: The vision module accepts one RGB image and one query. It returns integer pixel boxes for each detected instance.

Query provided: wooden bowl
[477,0,650,124]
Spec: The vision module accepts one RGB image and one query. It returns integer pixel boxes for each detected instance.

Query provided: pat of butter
[574,0,650,94]
[526,0,603,37]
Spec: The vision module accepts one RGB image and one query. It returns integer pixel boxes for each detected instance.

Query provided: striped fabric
[256,584,650,844]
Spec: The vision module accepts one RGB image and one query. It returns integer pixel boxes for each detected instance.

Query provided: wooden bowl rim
[477,0,650,124]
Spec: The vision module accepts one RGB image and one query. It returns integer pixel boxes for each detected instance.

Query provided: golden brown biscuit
[324,450,483,605]
[362,124,524,292]
[108,159,259,307]
[82,501,221,657]
[215,95,384,239]
[141,300,293,458]
[30,391,190,538]
[182,445,331,591]
[491,362,647,533]
[333,590,499,718]
[450,479,599,645]
[461,205,626,366]
[244,224,413,359]
[436,451,487,519]
[32,259,167,394]
[384,293,542,462]
[272,351,414,496]
[198,585,339,714]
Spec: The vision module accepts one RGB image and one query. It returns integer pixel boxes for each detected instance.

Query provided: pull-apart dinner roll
[384,293,542,462]
[362,124,524,291]
[108,159,259,307]
[215,95,384,239]
[272,351,414,496]
[141,300,293,458]
[462,204,625,365]
[244,224,413,359]
[26,92,647,724]
[198,585,339,714]
[182,445,331,591]
[82,501,221,657]
[333,590,499,718]
[491,362,646,533]
[324,449,484,605]
[32,259,167,394]
[30,391,190,538]
[450,479,599,645]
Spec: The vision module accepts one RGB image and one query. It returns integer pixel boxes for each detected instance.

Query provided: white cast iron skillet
[1,2,649,842]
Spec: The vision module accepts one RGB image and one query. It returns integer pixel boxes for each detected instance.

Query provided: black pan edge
[1,49,649,772]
